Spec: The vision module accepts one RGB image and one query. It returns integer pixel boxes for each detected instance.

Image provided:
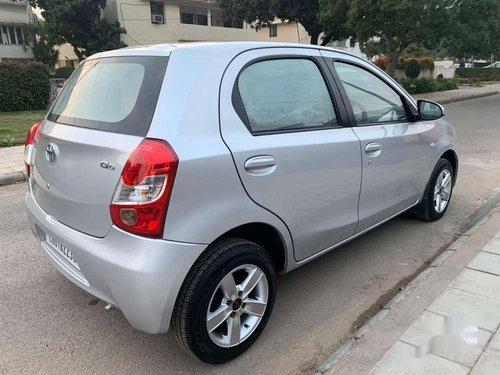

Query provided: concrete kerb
[436,91,500,105]
[315,205,500,374]
[0,171,27,186]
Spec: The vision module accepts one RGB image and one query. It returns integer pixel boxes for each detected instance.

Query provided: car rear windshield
[47,56,168,136]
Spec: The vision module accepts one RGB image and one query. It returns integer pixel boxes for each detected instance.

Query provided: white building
[0,0,33,62]
[328,37,367,60]
[104,0,256,46]
[255,19,311,44]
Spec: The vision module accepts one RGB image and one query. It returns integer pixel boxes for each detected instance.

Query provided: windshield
[48,56,168,136]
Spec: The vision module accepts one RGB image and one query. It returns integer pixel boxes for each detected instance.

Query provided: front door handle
[365,142,382,157]
[244,155,277,175]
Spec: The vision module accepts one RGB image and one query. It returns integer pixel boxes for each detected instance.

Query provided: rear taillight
[110,139,178,238]
[24,121,42,178]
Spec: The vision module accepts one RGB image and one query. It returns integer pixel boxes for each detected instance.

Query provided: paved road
[2,95,500,374]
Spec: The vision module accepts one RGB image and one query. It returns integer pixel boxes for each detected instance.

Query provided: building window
[197,14,208,26]
[150,1,164,24]
[223,18,243,29]
[211,9,224,27]
[16,27,24,45]
[269,24,278,38]
[181,13,194,24]
[0,26,7,44]
[0,25,25,45]
[8,27,16,45]
[180,6,208,26]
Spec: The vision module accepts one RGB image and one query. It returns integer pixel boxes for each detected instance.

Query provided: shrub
[0,62,50,112]
[397,57,435,71]
[374,56,390,70]
[375,56,435,72]
[405,59,421,79]
[398,78,459,94]
[456,68,500,81]
[54,66,75,79]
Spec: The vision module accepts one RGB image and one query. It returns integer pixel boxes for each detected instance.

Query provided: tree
[23,18,59,67]
[349,0,453,77]
[318,0,351,43]
[445,0,500,60]
[217,0,333,45]
[29,0,126,61]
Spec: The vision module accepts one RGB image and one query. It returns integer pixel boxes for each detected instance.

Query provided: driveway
[1,95,500,374]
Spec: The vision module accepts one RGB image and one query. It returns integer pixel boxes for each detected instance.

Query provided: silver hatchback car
[25,42,458,363]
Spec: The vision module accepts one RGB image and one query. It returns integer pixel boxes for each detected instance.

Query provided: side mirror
[418,100,445,121]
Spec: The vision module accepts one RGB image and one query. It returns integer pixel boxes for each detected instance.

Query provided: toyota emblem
[45,143,57,163]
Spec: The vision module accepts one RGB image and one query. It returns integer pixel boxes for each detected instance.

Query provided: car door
[220,48,362,262]
[321,52,433,233]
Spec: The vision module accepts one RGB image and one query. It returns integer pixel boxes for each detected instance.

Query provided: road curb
[430,90,499,105]
[0,171,27,186]
[314,267,437,374]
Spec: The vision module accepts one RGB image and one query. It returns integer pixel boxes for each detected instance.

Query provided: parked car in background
[24,42,458,364]
[484,61,500,68]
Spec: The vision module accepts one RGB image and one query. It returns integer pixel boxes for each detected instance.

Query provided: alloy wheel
[433,168,452,213]
[206,264,269,348]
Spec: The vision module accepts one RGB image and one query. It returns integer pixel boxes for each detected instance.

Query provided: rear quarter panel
[146,46,294,268]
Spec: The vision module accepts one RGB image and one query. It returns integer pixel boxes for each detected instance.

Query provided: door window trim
[231,54,350,136]
[328,58,418,127]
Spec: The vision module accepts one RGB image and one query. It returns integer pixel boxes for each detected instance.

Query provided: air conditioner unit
[151,14,163,24]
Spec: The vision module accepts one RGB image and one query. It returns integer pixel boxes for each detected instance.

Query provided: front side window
[237,58,338,133]
[334,62,408,125]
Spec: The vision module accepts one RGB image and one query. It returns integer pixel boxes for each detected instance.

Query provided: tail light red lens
[110,139,178,238]
[24,121,42,178]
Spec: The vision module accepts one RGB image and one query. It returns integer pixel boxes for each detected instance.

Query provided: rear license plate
[46,235,80,270]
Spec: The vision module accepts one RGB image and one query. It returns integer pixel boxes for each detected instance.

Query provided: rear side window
[236,58,338,134]
[48,56,168,136]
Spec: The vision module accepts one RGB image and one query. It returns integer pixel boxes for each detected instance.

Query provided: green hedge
[456,68,500,81]
[0,62,50,112]
[398,78,459,94]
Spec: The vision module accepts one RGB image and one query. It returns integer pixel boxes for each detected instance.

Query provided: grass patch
[0,110,46,147]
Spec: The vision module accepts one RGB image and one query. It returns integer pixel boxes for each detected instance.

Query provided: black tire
[411,158,454,221]
[172,238,276,364]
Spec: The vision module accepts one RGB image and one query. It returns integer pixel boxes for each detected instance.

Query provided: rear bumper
[25,191,206,334]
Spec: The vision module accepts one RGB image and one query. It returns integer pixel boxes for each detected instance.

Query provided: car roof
[87,41,360,61]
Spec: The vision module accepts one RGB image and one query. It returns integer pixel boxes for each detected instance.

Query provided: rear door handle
[244,156,277,175]
[365,142,382,157]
